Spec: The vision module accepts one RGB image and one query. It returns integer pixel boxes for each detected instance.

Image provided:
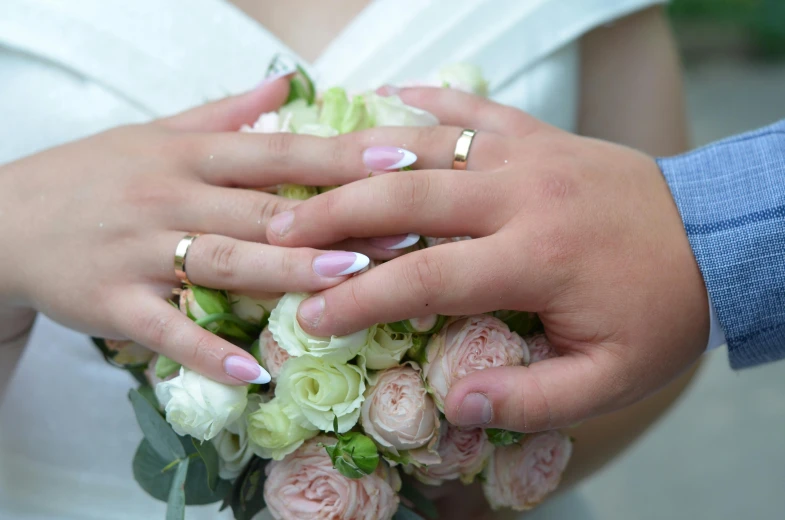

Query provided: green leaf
[129,389,185,460]
[485,428,526,447]
[155,355,181,380]
[166,458,189,520]
[492,311,542,337]
[137,384,160,410]
[400,479,439,520]
[230,457,269,520]
[394,505,427,520]
[285,64,316,105]
[191,438,219,491]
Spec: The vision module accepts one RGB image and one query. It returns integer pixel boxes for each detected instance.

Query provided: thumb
[443,355,623,432]
[157,76,291,132]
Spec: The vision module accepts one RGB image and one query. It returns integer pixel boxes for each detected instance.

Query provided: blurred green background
[670,0,785,58]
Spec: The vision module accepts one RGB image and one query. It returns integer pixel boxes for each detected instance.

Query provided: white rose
[240,112,284,133]
[229,294,278,326]
[155,367,248,441]
[275,355,365,433]
[212,394,266,479]
[247,398,319,461]
[438,63,489,97]
[297,123,339,137]
[366,93,439,127]
[269,293,375,364]
[359,325,412,370]
[278,99,319,132]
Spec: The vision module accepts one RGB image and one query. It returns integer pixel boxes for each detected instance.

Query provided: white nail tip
[387,233,420,250]
[336,253,370,276]
[247,366,272,385]
[386,149,418,170]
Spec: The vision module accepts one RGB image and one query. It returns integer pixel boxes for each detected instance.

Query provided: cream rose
[275,355,365,433]
[247,398,319,460]
[408,422,493,485]
[366,93,439,127]
[438,63,489,97]
[229,294,278,326]
[359,325,413,370]
[263,436,400,520]
[360,364,440,465]
[269,293,375,364]
[482,431,573,511]
[258,327,291,381]
[155,367,248,441]
[422,315,530,410]
[526,334,559,364]
[212,394,266,479]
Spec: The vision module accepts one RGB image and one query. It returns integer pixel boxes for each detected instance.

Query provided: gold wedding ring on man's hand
[452,129,477,170]
[174,233,201,285]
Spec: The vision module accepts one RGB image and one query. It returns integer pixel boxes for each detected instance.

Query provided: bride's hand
[265,87,710,431]
[0,79,375,385]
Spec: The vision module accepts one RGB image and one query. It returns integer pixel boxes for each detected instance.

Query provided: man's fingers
[157,78,291,132]
[296,237,544,337]
[443,354,630,432]
[393,87,549,138]
[118,292,270,386]
[267,170,505,248]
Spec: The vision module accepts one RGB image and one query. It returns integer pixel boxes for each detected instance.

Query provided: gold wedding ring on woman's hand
[174,233,201,285]
[453,129,477,170]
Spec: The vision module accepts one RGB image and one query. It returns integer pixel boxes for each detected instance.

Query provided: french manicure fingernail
[369,233,420,250]
[456,393,492,426]
[269,210,294,236]
[258,55,298,87]
[363,146,417,171]
[224,355,271,384]
[313,252,369,277]
[299,296,325,327]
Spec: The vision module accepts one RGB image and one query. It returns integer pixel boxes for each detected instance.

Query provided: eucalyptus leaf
[129,389,185,460]
[166,458,189,520]
[137,384,160,410]
[191,438,219,491]
[230,457,269,520]
[394,505,427,520]
[400,479,439,520]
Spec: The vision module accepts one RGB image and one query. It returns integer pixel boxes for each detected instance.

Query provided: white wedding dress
[0,1,664,518]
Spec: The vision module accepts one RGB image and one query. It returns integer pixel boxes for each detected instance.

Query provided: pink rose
[526,334,559,364]
[259,327,291,381]
[482,431,573,511]
[408,422,493,485]
[264,436,400,520]
[422,316,530,410]
[361,364,440,465]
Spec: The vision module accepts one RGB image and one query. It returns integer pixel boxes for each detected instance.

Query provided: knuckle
[403,252,444,302]
[534,172,574,207]
[136,311,177,349]
[529,226,572,273]
[209,239,240,281]
[252,195,283,227]
[265,133,293,157]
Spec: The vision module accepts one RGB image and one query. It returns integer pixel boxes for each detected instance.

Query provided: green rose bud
[247,398,319,460]
[388,314,446,335]
[179,286,230,332]
[279,99,319,132]
[154,354,181,380]
[277,184,319,200]
[319,87,350,131]
[405,334,430,366]
[322,419,380,479]
[318,185,341,193]
[285,64,316,105]
[485,428,527,447]
[340,95,372,134]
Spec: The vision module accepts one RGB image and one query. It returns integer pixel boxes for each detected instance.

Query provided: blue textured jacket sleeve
[657,120,785,369]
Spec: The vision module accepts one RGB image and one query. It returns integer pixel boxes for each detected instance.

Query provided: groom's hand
[266,88,710,432]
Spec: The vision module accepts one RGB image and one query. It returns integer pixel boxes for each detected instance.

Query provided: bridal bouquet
[96,60,572,520]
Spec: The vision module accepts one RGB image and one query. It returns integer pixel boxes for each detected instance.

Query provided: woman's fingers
[266,170,506,249]
[294,236,548,337]
[117,292,270,386]
[157,77,291,132]
[392,87,548,138]
[162,233,369,294]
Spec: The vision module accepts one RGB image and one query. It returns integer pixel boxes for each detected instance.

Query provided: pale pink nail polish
[224,356,271,384]
[313,252,369,277]
[369,233,420,250]
[363,147,417,171]
[299,296,325,327]
[269,210,294,236]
